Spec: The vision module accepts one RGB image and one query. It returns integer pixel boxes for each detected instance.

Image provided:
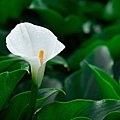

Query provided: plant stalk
[25,82,38,120]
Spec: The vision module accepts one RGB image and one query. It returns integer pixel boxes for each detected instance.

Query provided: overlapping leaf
[36,99,120,120]
[65,46,114,100]
[68,35,120,70]
[0,88,64,120]
[86,62,120,99]
[0,69,27,110]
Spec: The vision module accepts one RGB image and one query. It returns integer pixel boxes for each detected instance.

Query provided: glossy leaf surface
[36,99,120,120]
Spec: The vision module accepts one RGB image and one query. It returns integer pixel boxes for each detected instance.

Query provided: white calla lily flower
[6,22,65,87]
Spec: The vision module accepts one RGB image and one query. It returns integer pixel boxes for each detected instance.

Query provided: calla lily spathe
[6,22,65,87]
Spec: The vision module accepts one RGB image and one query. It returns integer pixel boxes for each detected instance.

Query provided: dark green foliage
[0,0,120,119]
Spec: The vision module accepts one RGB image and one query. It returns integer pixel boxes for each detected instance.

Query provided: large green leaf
[0,88,64,120]
[86,62,120,99]
[65,46,113,100]
[80,46,113,99]
[0,69,27,110]
[36,99,120,120]
[0,92,30,120]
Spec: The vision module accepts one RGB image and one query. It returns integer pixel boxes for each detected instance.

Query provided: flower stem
[25,82,38,120]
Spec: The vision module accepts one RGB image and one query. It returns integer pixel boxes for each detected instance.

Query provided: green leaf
[86,62,120,99]
[0,69,27,110]
[103,111,120,120]
[82,46,113,76]
[0,58,24,73]
[0,55,14,62]
[99,23,120,41]
[36,88,65,109]
[2,88,64,120]
[0,92,30,120]
[83,23,120,44]
[36,99,92,120]
[65,70,83,101]
[80,46,113,99]
[106,35,120,60]
[42,76,62,90]
[68,40,104,70]
[65,46,114,100]
[68,34,120,70]
[36,99,120,120]
[47,55,68,68]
